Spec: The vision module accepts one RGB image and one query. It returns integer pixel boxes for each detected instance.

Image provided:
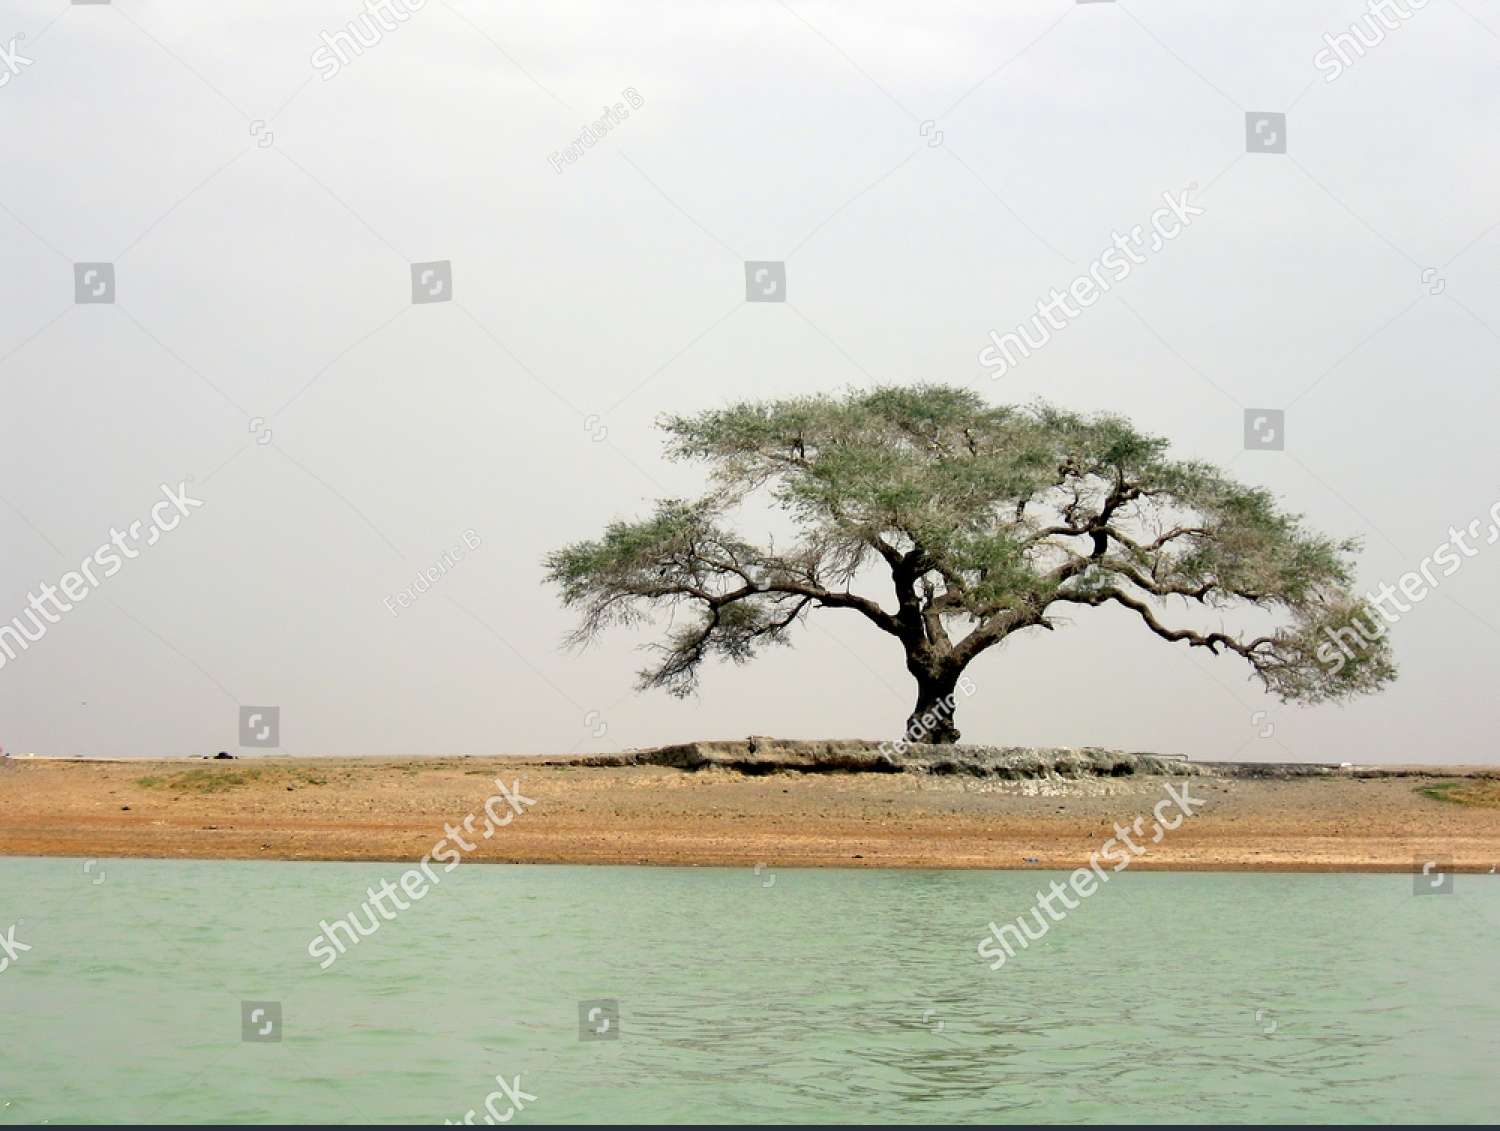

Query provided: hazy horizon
[2,0,1497,763]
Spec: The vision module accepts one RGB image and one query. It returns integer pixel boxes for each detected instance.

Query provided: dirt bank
[1,746,1497,870]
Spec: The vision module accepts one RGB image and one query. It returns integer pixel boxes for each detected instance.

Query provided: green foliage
[133,767,327,793]
[1415,780,1500,808]
[546,385,1395,718]
[135,768,265,793]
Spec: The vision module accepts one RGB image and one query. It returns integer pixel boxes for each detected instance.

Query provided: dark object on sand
[214,752,236,760]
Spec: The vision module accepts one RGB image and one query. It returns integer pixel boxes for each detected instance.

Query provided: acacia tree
[545,386,1394,743]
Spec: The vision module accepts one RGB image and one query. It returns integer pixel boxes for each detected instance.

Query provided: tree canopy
[545,385,1395,743]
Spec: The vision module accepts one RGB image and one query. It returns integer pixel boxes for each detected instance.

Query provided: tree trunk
[904,669,962,745]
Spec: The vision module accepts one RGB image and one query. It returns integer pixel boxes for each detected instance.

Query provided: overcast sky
[1,0,1497,761]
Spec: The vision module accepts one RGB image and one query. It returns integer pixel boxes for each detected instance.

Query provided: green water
[0,858,1495,1124]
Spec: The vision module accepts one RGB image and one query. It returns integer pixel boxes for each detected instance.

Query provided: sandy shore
[3,749,1499,870]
